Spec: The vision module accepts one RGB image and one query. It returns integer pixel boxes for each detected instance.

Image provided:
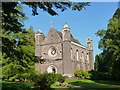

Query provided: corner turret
[86,36,94,70]
[35,28,45,56]
[86,36,93,50]
[62,23,71,41]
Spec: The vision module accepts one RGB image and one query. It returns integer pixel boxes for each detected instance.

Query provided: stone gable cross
[50,21,54,27]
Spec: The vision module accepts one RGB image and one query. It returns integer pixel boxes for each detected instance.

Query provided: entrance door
[47,65,57,74]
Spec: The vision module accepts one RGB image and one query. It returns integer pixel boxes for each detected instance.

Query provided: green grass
[51,79,120,89]
[51,83,70,88]
[51,82,78,89]
[1,79,120,89]
[1,81,34,89]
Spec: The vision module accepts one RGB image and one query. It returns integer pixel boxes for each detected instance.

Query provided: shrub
[74,70,85,79]
[88,70,110,80]
[55,74,65,83]
[84,71,91,79]
[74,69,112,80]
[74,70,91,79]
[39,73,57,89]
[28,72,65,89]
[28,71,42,86]
[29,72,56,89]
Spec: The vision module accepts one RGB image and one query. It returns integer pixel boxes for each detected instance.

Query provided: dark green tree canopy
[95,8,120,81]
[22,2,90,16]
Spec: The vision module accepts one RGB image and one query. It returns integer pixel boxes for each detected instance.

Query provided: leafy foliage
[74,70,84,79]
[22,2,90,16]
[84,71,91,79]
[94,54,108,72]
[89,70,110,80]
[28,72,65,89]
[95,8,120,81]
[2,26,35,81]
[74,70,91,79]
[94,54,99,71]
[74,70,111,80]
[39,73,57,89]
[55,74,65,83]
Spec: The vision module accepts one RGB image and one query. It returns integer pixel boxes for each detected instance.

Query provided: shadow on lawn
[92,80,120,85]
[1,82,34,90]
[68,80,120,89]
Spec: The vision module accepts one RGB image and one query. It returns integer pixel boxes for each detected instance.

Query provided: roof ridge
[53,29,81,45]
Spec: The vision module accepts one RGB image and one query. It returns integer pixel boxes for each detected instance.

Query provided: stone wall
[40,43,62,60]
[35,60,63,74]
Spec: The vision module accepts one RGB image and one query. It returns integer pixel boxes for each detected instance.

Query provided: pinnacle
[63,23,69,28]
[38,28,42,33]
[87,36,92,41]
[36,28,42,34]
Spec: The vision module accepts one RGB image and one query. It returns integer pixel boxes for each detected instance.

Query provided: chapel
[35,23,94,76]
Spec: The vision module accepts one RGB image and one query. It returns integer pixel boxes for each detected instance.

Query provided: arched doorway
[47,65,57,74]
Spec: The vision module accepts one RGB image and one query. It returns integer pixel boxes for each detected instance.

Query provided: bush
[74,70,91,79]
[40,73,57,89]
[74,70,112,80]
[74,70,85,79]
[88,70,110,80]
[84,71,91,79]
[28,72,65,89]
[55,74,65,83]
[28,71,42,87]
[29,72,56,89]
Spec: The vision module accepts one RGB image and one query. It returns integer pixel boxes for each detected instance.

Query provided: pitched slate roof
[56,30,62,38]
[55,29,81,45]
[70,34,81,45]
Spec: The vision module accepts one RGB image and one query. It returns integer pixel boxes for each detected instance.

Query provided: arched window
[87,53,89,63]
[80,52,81,59]
[82,63,85,71]
[82,51,84,62]
[71,48,73,60]
[76,50,79,61]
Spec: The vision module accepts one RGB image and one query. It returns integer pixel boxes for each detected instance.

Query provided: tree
[94,54,99,71]
[2,26,35,81]
[95,8,120,81]
[2,3,29,81]
[22,2,90,16]
[95,53,110,72]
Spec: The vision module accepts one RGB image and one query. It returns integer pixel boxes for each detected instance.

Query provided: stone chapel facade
[35,24,94,76]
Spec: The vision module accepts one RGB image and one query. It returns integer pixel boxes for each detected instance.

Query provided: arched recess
[87,53,89,63]
[47,65,57,74]
[71,48,73,60]
[82,51,84,62]
[76,50,79,61]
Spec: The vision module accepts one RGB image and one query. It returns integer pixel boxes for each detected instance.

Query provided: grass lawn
[1,81,34,89]
[51,79,120,89]
[1,79,120,89]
